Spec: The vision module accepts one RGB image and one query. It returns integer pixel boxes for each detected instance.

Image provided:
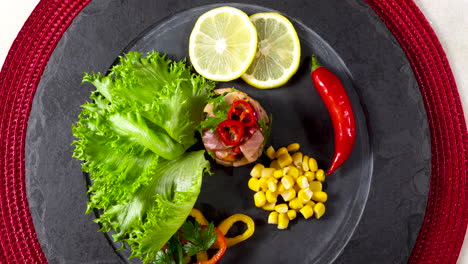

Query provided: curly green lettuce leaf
[89,51,215,149]
[72,51,215,263]
[72,92,159,210]
[80,51,215,159]
[96,151,209,263]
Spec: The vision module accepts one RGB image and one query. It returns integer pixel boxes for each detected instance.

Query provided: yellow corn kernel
[278,213,289,229]
[275,147,288,158]
[287,209,297,220]
[292,152,303,167]
[267,178,278,192]
[299,205,314,219]
[273,169,284,179]
[287,143,300,152]
[270,160,281,170]
[298,191,312,204]
[304,171,315,182]
[262,202,276,211]
[254,191,266,207]
[266,146,276,160]
[277,182,286,193]
[305,200,316,208]
[316,169,325,182]
[312,191,328,203]
[248,177,260,192]
[277,153,293,168]
[261,168,275,178]
[281,175,295,189]
[266,190,278,203]
[314,202,326,219]
[309,181,322,192]
[280,189,296,202]
[308,157,318,172]
[257,177,269,191]
[250,163,264,178]
[275,203,289,214]
[298,188,313,201]
[289,197,304,210]
[287,166,300,178]
[297,166,304,175]
[296,176,309,189]
[302,155,310,171]
[268,212,279,224]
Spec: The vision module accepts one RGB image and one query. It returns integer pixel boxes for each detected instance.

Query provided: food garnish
[159,209,254,263]
[189,7,301,89]
[194,228,227,264]
[216,119,245,146]
[155,220,219,264]
[216,214,255,248]
[189,6,258,81]
[201,88,271,167]
[241,13,301,89]
[227,100,256,127]
[249,143,328,229]
[310,55,356,175]
[72,51,214,263]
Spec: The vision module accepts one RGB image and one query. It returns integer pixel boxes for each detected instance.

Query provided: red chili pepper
[216,120,245,146]
[311,56,356,175]
[195,228,227,264]
[227,100,256,127]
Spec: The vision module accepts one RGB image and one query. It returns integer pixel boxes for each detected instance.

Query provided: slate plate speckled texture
[25,0,430,263]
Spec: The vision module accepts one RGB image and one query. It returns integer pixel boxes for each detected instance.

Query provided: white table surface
[1,0,467,263]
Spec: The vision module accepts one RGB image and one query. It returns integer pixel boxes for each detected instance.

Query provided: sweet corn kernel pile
[248,143,328,229]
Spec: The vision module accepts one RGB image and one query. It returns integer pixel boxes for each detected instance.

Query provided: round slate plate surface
[25,0,430,263]
[109,3,371,264]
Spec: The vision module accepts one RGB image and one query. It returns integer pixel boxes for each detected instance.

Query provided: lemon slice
[189,6,258,81]
[241,13,301,89]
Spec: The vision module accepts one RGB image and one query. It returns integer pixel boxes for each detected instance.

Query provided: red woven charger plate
[0,0,466,263]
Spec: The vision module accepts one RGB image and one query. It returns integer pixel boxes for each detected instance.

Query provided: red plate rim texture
[0,0,466,263]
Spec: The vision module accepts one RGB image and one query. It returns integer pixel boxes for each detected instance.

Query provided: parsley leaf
[155,250,176,264]
[198,92,231,132]
[259,114,273,146]
[181,221,217,257]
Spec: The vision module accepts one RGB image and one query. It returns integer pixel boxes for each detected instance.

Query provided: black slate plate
[25,1,430,263]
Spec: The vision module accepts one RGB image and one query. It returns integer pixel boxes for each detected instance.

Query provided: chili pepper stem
[311,56,321,72]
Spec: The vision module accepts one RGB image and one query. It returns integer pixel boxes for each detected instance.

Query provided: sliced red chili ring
[227,100,256,127]
[216,120,245,146]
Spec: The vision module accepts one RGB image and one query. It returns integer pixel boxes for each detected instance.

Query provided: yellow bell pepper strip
[216,214,255,248]
[194,228,227,264]
[190,208,209,226]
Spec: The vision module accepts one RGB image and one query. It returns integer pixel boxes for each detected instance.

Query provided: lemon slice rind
[241,12,301,89]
